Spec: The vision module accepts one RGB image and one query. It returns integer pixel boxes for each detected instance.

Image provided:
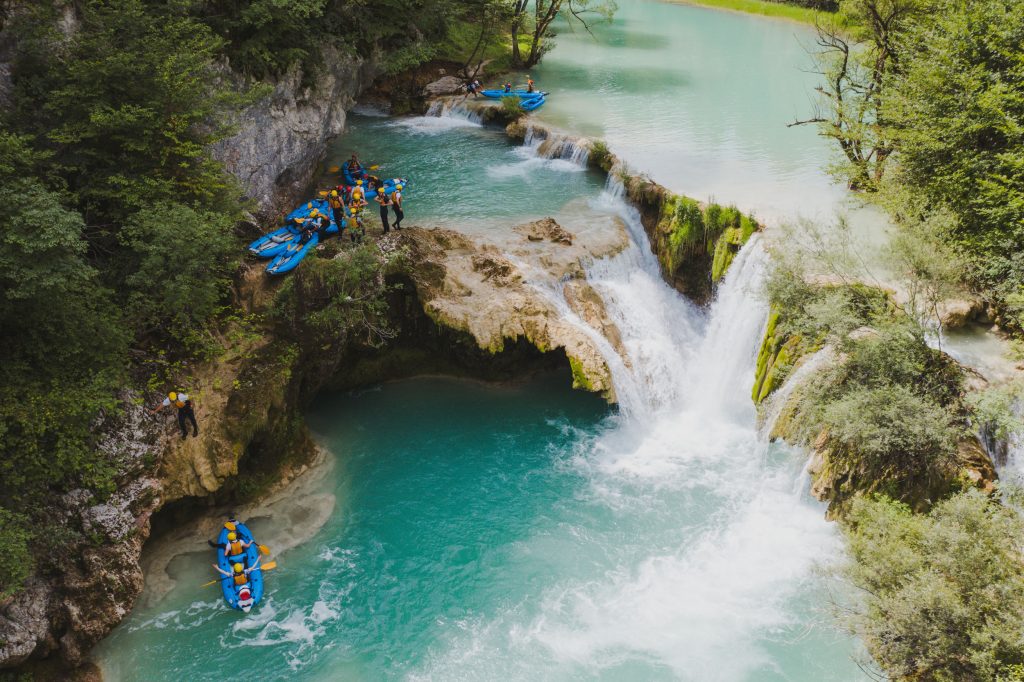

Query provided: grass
[665,0,834,26]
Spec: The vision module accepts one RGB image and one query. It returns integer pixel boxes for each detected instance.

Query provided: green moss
[655,192,759,284]
[568,355,595,392]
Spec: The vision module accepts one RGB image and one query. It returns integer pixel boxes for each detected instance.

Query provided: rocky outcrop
[422,75,466,97]
[211,48,381,220]
[399,220,631,399]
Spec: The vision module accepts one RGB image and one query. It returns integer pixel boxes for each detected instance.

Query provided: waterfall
[411,185,847,679]
[394,98,483,134]
[522,125,591,170]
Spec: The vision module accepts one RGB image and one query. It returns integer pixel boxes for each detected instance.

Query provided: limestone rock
[936,297,984,329]
[515,217,574,245]
[423,75,466,97]
[211,48,381,220]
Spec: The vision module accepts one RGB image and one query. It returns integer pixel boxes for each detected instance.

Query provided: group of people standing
[329,153,405,238]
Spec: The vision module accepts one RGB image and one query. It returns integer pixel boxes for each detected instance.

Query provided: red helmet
[239,587,252,600]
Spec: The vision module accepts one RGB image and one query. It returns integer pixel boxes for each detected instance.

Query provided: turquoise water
[97,373,858,681]
[322,114,606,233]
[528,0,849,223]
[96,2,869,679]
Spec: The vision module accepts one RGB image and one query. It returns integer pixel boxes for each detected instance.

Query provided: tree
[511,0,616,68]
[884,0,1024,320]
[793,0,925,190]
[120,202,239,337]
[835,491,1024,680]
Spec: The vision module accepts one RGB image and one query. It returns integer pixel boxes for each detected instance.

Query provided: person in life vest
[237,584,255,611]
[526,75,535,93]
[150,391,198,439]
[212,555,262,588]
[328,190,346,233]
[374,187,392,233]
[348,180,367,243]
[346,153,363,180]
[223,531,252,559]
[391,184,405,230]
[503,81,512,93]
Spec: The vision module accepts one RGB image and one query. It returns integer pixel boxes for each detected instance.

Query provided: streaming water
[95,1,868,679]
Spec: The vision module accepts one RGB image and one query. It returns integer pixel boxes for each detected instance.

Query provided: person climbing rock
[391,184,405,230]
[375,188,392,233]
[150,391,198,439]
[223,531,251,560]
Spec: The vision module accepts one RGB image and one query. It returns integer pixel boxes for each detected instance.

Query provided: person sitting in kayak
[223,531,251,560]
[346,153,364,180]
[213,556,262,588]
[526,76,535,93]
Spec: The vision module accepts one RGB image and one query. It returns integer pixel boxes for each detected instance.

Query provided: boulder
[422,76,466,98]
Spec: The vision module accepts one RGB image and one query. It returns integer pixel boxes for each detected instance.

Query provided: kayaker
[346,154,363,180]
[375,188,392,233]
[328,190,345,229]
[526,76,535,93]
[391,184,404,230]
[213,555,262,587]
[223,531,251,560]
[150,391,198,440]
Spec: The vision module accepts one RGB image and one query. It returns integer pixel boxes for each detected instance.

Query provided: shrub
[0,508,33,599]
[837,491,1024,680]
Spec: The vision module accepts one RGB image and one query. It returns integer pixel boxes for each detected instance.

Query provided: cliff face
[211,48,381,220]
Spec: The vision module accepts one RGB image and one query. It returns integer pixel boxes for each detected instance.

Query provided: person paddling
[375,188,392,233]
[223,531,251,560]
[213,555,261,587]
[391,184,405,230]
[150,391,198,440]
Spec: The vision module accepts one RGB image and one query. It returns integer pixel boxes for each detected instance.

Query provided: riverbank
[665,0,833,25]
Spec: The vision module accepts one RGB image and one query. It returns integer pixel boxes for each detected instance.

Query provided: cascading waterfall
[411,178,851,680]
[522,125,591,169]
[395,98,483,133]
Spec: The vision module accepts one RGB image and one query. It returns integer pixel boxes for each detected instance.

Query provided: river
[95,1,868,679]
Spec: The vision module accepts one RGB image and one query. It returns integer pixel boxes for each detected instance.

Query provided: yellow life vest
[233,573,247,586]
[228,540,244,556]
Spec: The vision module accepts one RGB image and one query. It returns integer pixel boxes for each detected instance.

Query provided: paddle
[201,561,278,588]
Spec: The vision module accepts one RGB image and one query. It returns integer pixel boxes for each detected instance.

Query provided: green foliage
[885,0,1024,317]
[120,202,239,336]
[658,195,758,279]
[967,381,1024,443]
[0,508,33,599]
[273,244,392,349]
[500,95,527,118]
[837,491,1024,680]
[11,0,251,225]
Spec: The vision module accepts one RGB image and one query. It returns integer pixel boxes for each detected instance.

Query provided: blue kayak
[481,89,547,99]
[521,95,546,112]
[267,231,319,275]
[215,522,264,612]
[249,199,343,259]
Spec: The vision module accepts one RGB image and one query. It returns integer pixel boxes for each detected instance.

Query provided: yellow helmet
[233,563,243,573]
[356,180,363,185]
[227,532,237,541]
[330,190,338,197]
[168,391,177,401]
[396,185,403,191]
[310,209,319,217]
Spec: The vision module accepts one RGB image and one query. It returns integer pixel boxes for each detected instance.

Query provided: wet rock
[515,217,574,245]
[937,297,984,329]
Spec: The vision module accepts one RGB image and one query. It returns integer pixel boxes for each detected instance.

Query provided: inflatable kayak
[267,231,319,275]
[249,199,341,259]
[481,89,547,99]
[521,95,546,112]
[215,522,264,612]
